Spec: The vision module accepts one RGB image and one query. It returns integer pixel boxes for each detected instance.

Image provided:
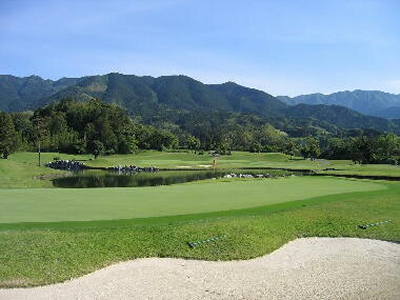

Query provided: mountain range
[278,90,400,119]
[0,73,399,135]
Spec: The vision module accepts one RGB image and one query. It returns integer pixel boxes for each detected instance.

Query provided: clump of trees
[322,133,400,164]
[2,99,179,158]
[0,98,399,164]
[293,133,400,164]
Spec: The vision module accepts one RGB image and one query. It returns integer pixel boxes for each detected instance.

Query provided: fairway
[0,177,385,223]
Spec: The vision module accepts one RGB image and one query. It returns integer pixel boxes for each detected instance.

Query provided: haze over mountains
[0,73,399,135]
[278,90,400,119]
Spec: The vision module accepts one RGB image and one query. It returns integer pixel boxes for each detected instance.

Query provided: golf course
[2,2,400,298]
[0,151,399,289]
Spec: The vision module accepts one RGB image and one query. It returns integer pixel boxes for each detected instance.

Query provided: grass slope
[0,177,384,223]
[0,181,398,287]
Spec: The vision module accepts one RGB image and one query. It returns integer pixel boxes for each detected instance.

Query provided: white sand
[1,238,399,300]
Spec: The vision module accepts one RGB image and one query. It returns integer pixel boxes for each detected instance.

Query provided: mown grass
[319,160,400,177]
[0,151,399,288]
[0,152,66,188]
[0,181,398,287]
[0,177,384,223]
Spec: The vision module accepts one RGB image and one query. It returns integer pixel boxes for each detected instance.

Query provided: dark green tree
[0,112,20,159]
[250,141,263,153]
[118,135,138,154]
[350,135,370,164]
[88,140,104,159]
[186,136,201,153]
[370,134,400,164]
[301,137,321,159]
[11,112,33,150]
[283,140,299,157]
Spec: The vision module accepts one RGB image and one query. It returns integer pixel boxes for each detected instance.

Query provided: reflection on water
[52,170,300,188]
[53,170,226,188]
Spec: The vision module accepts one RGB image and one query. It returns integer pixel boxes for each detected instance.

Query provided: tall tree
[186,136,201,153]
[0,112,20,159]
[88,140,104,159]
[301,137,321,159]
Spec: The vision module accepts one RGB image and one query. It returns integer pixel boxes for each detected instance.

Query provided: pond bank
[315,173,400,181]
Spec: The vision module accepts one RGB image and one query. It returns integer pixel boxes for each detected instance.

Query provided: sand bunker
[1,237,399,300]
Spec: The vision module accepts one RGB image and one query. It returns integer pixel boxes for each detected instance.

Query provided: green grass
[0,151,399,288]
[319,160,400,177]
[0,177,384,223]
[1,151,399,189]
[0,151,316,188]
[0,152,88,188]
[0,180,398,287]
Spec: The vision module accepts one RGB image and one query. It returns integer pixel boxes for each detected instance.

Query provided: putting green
[0,177,385,223]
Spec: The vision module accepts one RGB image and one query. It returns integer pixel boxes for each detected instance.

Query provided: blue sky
[1,0,399,96]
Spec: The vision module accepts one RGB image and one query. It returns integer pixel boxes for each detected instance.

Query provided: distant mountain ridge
[0,73,399,134]
[0,75,78,112]
[278,90,400,119]
[41,74,287,119]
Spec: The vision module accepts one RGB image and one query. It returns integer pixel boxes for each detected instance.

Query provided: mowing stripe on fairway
[0,177,385,223]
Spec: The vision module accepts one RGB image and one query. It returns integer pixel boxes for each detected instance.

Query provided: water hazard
[52,169,300,188]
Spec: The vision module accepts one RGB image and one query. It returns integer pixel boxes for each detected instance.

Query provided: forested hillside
[1,99,399,165]
[0,75,77,111]
[1,73,399,135]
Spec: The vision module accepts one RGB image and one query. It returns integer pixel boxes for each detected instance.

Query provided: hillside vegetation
[1,74,399,135]
[1,99,400,165]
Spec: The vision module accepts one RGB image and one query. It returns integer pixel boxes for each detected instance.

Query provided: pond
[52,169,302,188]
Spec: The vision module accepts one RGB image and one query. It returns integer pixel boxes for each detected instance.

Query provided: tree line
[0,99,399,164]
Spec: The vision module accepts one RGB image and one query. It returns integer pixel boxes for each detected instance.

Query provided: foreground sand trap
[1,238,399,300]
